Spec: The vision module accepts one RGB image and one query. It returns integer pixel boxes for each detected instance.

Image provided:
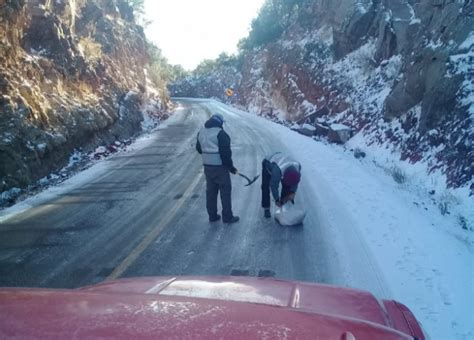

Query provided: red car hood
[0,276,424,339]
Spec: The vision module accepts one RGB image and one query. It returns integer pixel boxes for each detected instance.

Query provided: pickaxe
[238,173,260,186]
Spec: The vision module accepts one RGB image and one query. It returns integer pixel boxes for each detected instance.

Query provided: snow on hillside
[451,32,474,118]
[308,36,473,230]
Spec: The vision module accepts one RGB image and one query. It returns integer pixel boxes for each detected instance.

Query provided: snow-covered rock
[293,123,317,137]
[328,123,352,144]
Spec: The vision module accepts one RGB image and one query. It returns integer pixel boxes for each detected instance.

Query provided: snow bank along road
[1,99,472,339]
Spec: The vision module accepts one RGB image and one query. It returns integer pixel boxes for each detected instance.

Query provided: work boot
[264,209,271,218]
[224,216,239,224]
[209,214,221,222]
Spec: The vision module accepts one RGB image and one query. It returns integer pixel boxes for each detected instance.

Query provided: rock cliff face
[171,0,473,191]
[1,0,169,193]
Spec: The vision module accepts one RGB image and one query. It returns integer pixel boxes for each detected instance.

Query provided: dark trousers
[261,160,272,209]
[204,166,233,221]
[261,160,292,208]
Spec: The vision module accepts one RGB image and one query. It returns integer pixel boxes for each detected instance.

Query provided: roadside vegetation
[147,43,188,95]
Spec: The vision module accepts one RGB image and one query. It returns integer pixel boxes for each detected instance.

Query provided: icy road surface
[0,100,340,289]
[1,99,472,339]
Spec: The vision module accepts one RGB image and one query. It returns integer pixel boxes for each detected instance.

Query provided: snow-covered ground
[214,101,474,340]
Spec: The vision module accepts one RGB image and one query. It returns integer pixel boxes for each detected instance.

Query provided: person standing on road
[196,114,240,224]
[261,152,301,218]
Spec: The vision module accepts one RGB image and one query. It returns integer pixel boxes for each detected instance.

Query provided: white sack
[275,203,306,226]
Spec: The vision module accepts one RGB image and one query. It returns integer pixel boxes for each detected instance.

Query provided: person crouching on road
[261,152,301,218]
[196,114,240,224]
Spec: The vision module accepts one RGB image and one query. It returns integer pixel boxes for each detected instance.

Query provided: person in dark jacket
[261,152,301,218]
[196,114,240,224]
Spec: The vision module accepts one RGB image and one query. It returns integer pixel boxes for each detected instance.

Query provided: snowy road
[1,99,472,338]
[0,99,346,289]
